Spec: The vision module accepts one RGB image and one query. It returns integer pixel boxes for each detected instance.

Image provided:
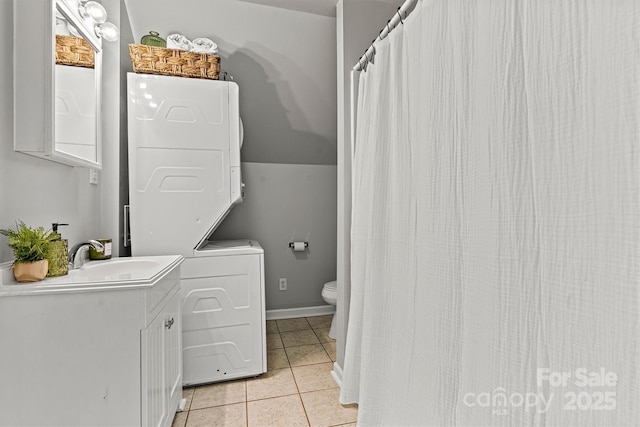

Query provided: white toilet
[321,280,337,339]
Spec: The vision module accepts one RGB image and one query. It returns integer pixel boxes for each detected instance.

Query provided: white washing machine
[127,73,266,385]
[181,240,265,385]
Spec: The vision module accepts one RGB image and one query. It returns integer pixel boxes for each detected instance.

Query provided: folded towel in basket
[191,38,218,55]
[167,33,193,51]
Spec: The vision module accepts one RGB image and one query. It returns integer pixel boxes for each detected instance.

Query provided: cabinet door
[164,290,183,416]
[142,288,183,427]
[141,311,167,427]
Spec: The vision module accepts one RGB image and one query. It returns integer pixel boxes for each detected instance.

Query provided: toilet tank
[127,73,243,257]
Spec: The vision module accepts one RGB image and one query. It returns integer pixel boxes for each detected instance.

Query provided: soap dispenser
[47,223,69,277]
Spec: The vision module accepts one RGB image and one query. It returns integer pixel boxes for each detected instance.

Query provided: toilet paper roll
[292,242,306,252]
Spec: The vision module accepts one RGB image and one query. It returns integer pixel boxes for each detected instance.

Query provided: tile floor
[171,315,358,427]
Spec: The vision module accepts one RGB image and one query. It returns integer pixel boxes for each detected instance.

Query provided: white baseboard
[266,305,335,320]
[331,361,343,388]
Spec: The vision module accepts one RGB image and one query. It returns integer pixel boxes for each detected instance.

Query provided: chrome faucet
[68,240,105,269]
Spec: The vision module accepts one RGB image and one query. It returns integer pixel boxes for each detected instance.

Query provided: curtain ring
[368,43,376,64]
[387,20,392,33]
[397,7,404,24]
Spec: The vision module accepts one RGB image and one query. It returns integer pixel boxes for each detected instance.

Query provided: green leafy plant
[0,221,60,264]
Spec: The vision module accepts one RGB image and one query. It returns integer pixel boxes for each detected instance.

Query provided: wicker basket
[128,44,220,80]
[55,35,95,68]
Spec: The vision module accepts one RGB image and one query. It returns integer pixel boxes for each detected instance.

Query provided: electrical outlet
[89,168,99,185]
[279,278,287,291]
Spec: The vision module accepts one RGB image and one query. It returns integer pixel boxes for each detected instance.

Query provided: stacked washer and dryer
[127,73,266,385]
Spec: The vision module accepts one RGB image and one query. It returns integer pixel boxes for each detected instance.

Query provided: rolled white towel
[167,33,193,51]
[191,37,218,55]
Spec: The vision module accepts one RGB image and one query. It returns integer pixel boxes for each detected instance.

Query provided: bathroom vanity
[0,256,184,427]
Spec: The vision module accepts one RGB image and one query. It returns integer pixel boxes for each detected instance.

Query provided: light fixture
[73,0,119,42]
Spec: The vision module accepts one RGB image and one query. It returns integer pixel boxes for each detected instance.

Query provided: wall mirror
[13,0,104,169]
[54,0,102,165]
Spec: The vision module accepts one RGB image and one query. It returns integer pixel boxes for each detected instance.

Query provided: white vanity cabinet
[0,255,184,427]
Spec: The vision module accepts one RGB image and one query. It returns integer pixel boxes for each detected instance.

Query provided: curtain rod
[352,0,418,72]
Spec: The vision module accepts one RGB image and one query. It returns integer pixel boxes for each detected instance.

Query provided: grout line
[291,359,302,394]
[246,391,300,403]
[298,387,313,427]
[245,374,249,427]
[284,342,293,368]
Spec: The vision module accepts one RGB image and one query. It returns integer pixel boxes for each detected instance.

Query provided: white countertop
[0,255,184,296]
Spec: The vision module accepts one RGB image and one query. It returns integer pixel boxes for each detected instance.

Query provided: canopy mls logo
[463,388,553,415]
[463,368,618,416]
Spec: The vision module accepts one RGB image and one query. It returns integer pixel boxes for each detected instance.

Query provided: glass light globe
[95,22,119,42]
[79,1,107,24]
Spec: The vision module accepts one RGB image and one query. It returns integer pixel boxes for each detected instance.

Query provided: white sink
[77,258,163,280]
[49,256,170,284]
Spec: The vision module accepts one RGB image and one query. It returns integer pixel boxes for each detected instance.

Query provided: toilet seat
[323,280,337,292]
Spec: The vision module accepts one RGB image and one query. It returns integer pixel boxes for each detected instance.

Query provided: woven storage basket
[55,35,95,68]
[129,44,220,80]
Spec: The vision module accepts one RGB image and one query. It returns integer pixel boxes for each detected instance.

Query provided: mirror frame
[13,0,103,169]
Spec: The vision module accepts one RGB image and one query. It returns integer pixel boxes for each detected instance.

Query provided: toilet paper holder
[288,241,309,250]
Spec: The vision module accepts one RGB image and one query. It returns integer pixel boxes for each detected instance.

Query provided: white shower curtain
[340,1,639,426]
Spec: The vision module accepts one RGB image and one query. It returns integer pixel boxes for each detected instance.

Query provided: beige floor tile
[182,387,196,411]
[267,332,284,349]
[281,329,321,347]
[286,344,331,367]
[313,327,335,344]
[190,380,246,410]
[266,320,278,334]
[267,347,290,370]
[186,403,247,427]
[276,318,311,332]
[246,368,298,401]
[301,388,358,427]
[171,411,187,427]
[306,315,333,330]
[247,394,309,427]
[322,342,336,362]
[292,362,338,393]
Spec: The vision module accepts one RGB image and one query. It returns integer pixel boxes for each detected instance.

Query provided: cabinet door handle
[165,317,174,329]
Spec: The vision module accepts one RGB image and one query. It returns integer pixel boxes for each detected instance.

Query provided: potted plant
[0,221,60,282]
